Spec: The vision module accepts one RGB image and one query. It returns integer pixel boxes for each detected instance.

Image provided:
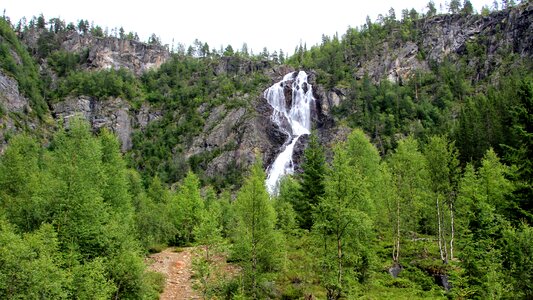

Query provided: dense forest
[1,0,533,299]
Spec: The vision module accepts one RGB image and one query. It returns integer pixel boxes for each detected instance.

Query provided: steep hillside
[1,3,532,186]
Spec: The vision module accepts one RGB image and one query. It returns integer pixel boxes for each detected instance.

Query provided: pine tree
[345,129,381,217]
[456,158,510,298]
[505,78,533,222]
[478,149,514,217]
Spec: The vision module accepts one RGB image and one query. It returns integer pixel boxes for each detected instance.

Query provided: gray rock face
[136,103,162,129]
[421,6,533,63]
[0,71,29,113]
[61,32,170,75]
[52,96,138,152]
[185,94,279,179]
[355,41,429,84]
[354,4,533,83]
[0,71,33,153]
[215,56,271,76]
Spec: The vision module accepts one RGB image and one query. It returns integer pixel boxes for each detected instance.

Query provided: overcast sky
[2,0,497,55]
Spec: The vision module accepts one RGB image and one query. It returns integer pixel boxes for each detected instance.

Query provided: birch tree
[313,144,373,299]
[389,137,430,265]
[424,135,460,262]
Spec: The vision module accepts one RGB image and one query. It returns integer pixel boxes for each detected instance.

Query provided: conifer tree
[232,157,282,299]
[0,134,43,232]
[173,171,205,244]
[298,131,326,230]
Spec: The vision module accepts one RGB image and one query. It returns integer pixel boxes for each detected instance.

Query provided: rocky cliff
[354,3,533,83]
[62,32,170,75]
[21,29,170,75]
[0,70,30,152]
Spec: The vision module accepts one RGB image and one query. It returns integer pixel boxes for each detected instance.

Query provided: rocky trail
[147,247,200,300]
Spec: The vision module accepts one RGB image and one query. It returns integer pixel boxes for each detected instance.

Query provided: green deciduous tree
[504,77,533,223]
[0,134,44,232]
[0,221,68,299]
[478,149,514,217]
[313,144,373,299]
[455,150,514,298]
[502,223,533,298]
[389,137,430,264]
[424,135,460,262]
[274,177,299,234]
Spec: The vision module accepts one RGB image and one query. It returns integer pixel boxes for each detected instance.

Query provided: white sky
[2,0,496,55]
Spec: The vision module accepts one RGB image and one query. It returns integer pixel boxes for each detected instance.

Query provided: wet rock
[388,263,403,278]
[435,274,452,291]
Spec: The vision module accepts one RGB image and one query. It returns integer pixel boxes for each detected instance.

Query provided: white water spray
[265,71,313,195]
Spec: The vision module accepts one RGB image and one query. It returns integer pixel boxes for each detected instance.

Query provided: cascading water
[264,71,313,195]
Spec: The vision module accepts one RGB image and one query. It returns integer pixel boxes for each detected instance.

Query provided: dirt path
[147,247,200,300]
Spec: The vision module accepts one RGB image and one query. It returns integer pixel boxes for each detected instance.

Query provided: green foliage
[454,149,516,298]
[232,157,283,298]
[502,223,533,298]
[0,134,44,232]
[0,221,68,299]
[297,131,325,230]
[0,18,47,117]
[0,118,162,299]
[52,68,142,101]
[193,192,223,258]
[504,77,533,223]
[171,171,205,245]
[274,177,299,234]
[47,50,82,76]
[313,143,374,299]
[129,55,269,186]
[71,258,116,299]
[389,137,431,241]
[424,135,460,262]
[478,149,515,216]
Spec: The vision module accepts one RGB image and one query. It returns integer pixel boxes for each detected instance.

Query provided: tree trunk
[437,195,449,263]
[449,201,455,260]
[337,234,343,292]
[251,186,257,299]
[437,195,444,262]
[393,195,401,263]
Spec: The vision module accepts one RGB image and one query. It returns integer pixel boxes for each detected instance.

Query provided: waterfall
[264,71,313,195]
